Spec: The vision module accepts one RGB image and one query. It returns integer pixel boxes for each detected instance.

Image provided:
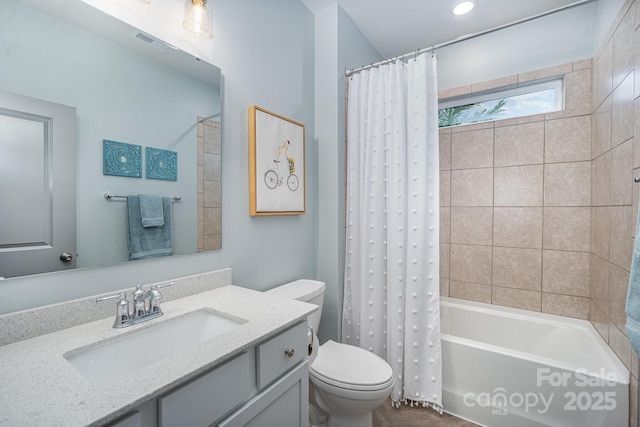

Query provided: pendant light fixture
[183,0,213,39]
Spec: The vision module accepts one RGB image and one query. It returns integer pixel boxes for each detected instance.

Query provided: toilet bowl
[266,279,394,427]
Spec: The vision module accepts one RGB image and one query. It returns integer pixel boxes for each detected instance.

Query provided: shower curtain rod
[345,0,598,77]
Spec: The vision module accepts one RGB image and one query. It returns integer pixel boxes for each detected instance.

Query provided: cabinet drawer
[159,351,254,427]
[218,361,309,427]
[256,321,307,388]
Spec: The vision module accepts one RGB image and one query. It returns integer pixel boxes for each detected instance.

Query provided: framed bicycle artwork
[249,105,306,216]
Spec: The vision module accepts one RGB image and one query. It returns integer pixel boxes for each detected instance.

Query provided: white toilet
[267,279,394,427]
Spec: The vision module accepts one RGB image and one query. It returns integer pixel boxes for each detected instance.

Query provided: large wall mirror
[0,0,222,279]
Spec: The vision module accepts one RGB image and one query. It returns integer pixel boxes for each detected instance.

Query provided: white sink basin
[64,309,246,385]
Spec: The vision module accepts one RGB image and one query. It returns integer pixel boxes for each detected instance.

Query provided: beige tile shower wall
[590,1,640,425]
[439,59,593,321]
[439,2,640,424]
[197,119,222,251]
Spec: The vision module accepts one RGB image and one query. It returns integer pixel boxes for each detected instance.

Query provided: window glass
[438,78,563,128]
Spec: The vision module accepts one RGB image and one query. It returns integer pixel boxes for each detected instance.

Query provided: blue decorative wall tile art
[146,147,177,181]
[103,140,142,178]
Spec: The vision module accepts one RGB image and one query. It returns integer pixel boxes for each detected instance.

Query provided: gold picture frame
[249,105,306,216]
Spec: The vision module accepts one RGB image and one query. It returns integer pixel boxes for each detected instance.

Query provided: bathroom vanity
[0,282,316,426]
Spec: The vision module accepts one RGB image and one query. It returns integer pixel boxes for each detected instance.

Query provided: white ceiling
[300,0,595,58]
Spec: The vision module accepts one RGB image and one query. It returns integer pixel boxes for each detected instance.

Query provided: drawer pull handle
[284,348,295,358]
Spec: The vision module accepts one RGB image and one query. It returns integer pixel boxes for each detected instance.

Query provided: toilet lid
[310,340,393,391]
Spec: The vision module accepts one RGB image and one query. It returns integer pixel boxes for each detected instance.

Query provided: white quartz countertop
[0,285,315,426]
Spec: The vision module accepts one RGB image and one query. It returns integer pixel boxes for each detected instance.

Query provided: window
[438,78,564,128]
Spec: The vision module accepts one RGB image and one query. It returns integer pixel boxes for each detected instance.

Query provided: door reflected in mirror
[0,0,222,278]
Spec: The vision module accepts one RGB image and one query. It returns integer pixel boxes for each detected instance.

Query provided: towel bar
[103,192,181,202]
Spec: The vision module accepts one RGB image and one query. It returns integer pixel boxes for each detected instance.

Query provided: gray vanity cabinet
[108,321,309,427]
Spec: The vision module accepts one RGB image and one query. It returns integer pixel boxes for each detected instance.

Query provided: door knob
[60,252,73,263]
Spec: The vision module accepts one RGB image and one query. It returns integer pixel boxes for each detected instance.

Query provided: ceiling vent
[130,30,174,54]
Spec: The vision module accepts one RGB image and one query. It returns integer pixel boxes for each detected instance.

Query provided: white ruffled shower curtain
[343,52,442,410]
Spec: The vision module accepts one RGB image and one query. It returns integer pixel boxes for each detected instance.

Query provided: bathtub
[440,297,629,427]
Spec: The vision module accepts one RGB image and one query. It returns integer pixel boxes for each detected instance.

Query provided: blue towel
[625,204,640,356]
[139,194,164,227]
[127,196,173,260]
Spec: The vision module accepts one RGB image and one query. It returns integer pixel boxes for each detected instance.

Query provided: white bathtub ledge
[440,297,629,427]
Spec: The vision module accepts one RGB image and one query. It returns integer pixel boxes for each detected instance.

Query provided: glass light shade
[131,0,151,4]
[183,0,213,39]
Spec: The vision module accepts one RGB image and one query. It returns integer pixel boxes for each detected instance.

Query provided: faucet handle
[95,292,127,304]
[96,292,130,328]
[148,282,174,314]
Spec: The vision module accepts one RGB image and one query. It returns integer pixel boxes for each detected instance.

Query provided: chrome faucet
[96,282,175,328]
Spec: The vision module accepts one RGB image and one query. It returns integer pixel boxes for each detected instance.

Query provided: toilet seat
[310,340,394,392]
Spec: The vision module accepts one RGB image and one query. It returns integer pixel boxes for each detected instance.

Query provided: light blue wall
[313,4,381,342]
[0,0,316,314]
[210,0,316,290]
[313,5,340,343]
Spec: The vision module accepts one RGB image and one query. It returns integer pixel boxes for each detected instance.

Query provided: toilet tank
[266,279,325,332]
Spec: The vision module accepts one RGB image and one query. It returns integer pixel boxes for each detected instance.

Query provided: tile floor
[372,400,479,427]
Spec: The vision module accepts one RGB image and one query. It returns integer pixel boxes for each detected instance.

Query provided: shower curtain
[343,52,442,410]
